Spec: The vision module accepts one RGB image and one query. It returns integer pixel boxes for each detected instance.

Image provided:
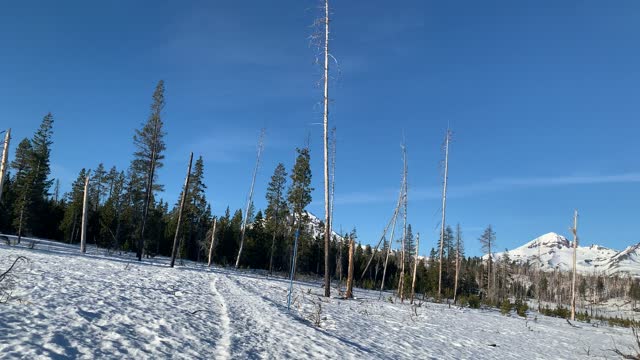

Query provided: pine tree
[287,148,313,275]
[90,163,107,210]
[265,163,288,273]
[287,148,313,225]
[100,169,126,249]
[30,113,54,200]
[60,168,89,243]
[405,224,415,260]
[479,225,496,300]
[131,80,166,260]
[183,156,209,261]
[11,138,35,238]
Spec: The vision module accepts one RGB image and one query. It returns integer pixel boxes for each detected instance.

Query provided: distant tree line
[1,81,638,318]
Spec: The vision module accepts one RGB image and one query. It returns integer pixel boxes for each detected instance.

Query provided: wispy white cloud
[171,129,291,164]
[336,173,640,205]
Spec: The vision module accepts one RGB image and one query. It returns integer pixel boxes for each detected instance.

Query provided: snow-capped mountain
[302,212,344,241]
[491,232,640,277]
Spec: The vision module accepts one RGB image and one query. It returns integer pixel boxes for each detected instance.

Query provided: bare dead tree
[380,160,404,298]
[410,233,420,304]
[0,256,29,303]
[360,208,397,280]
[322,0,332,298]
[345,234,355,299]
[235,129,265,268]
[0,128,10,203]
[438,129,451,298]
[80,175,90,253]
[397,143,408,302]
[207,217,217,267]
[571,209,579,321]
[611,327,640,360]
[170,152,193,268]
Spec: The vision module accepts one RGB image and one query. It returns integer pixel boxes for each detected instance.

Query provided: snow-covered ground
[0,236,636,359]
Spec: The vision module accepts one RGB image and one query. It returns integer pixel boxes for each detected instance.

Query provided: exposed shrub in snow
[515,299,528,318]
[500,300,512,315]
[468,295,481,309]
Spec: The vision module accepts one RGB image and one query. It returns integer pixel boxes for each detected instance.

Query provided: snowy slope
[492,232,640,276]
[603,243,640,275]
[0,236,636,359]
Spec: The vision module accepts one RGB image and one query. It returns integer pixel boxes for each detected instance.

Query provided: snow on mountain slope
[492,232,640,276]
[603,243,640,276]
[0,237,635,359]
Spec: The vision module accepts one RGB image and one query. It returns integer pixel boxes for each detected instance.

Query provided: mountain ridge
[492,232,639,277]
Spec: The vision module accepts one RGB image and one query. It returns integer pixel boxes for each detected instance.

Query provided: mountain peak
[525,232,570,250]
[496,233,633,276]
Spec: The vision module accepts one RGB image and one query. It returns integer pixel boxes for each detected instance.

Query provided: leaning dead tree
[321,0,332,298]
[571,209,579,321]
[170,152,193,268]
[80,175,90,254]
[207,217,217,267]
[360,206,398,281]
[235,129,265,268]
[0,128,11,203]
[397,143,408,302]
[437,129,451,299]
[379,151,405,298]
[410,233,420,304]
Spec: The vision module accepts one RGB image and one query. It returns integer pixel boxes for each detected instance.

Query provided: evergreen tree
[90,163,108,210]
[265,163,288,272]
[287,148,313,222]
[30,113,54,200]
[479,225,497,300]
[100,169,126,249]
[60,168,89,243]
[131,80,166,260]
[11,138,35,237]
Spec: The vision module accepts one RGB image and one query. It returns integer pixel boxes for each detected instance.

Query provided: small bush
[515,299,528,318]
[458,295,469,307]
[468,295,481,309]
[500,299,512,315]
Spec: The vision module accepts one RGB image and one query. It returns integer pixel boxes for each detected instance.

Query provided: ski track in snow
[0,236,636,359]
[210,276,231,360]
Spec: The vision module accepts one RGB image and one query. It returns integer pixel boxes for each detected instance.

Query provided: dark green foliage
[287,148,313,219]
[500,299,512,315]
[515,299,528,318]
[468,295,481,309]
[131,80,167,258]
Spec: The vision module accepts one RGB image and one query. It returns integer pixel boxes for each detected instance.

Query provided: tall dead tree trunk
[345,235,355,299]
[170,152,193,268]
[80,175,89,253]
[0,128,10,203]
[322,0,332,298]
[453,224,461,304]
[397,144,408,302]
[438,129,451,298]
[410,233,420,304]
[236,130,265,268]
[571,209,579,321]
[207,217,217,267]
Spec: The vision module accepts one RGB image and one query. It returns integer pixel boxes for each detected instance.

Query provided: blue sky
[1,0,639,256]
